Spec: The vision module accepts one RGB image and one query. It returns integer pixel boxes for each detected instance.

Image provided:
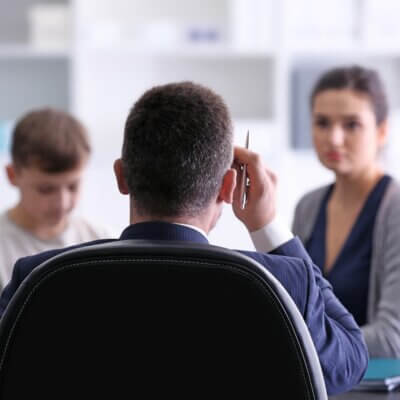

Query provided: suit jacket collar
[119,221,209,244]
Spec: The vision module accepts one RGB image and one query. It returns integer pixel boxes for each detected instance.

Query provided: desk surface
[330,390,400,399]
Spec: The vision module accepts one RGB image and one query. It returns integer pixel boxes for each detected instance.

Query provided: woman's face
[311,89,387,177]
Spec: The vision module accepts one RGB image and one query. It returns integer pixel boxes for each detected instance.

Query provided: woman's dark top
[306,175,392,326]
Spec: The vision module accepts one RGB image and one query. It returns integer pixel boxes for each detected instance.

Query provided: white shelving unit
[0,0,70,119]
[71,0,284,162]
[0,44,69,59]
[3,0,400,248]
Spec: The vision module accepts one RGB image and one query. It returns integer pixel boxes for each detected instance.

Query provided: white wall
[2,0,400,250]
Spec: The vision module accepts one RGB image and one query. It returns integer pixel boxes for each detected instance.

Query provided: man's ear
[5,164,18,187]
[218,168,237,204]
[113,159,130,195]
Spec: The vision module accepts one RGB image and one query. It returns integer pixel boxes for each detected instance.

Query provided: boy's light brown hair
[11,108,91,173]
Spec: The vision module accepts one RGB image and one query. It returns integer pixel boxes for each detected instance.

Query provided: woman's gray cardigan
[292,180,400,358]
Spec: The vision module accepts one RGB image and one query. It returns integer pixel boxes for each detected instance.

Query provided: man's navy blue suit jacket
[0,221,368,395]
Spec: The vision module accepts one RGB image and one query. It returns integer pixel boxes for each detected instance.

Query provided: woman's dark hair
[310,65,388,124]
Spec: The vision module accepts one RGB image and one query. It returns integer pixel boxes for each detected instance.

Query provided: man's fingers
[234,146,260,165]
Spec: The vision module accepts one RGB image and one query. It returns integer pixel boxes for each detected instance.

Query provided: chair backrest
[0,240,327,399]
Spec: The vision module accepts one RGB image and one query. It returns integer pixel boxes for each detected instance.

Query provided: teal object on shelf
[355,358,400,392]
[364,358,400,380]
[0,121,13,155]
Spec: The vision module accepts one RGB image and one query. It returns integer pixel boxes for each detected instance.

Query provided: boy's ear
[218,168,237,204]
[113,158,130,195]
[5,164,18,187]
[378,119,389,147]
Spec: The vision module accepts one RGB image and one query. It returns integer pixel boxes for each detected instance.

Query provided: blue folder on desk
[355,358,400,392]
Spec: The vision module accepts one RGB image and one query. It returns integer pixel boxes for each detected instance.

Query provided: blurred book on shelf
[28,4,71,50]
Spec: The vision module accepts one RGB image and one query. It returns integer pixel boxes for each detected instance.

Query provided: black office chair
[0,240,327,399]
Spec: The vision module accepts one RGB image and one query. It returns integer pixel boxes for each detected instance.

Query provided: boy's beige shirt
[0,212,115,292]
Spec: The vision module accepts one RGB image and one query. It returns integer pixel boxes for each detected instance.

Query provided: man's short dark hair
[11,108,90,173]
[122,81,233,218]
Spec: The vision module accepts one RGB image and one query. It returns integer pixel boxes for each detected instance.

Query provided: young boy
[0,108,113,290]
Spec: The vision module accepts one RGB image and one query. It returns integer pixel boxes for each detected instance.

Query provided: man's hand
[232,146,277,232]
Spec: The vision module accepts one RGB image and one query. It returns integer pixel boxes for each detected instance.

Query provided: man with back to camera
[0,82,368,395]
